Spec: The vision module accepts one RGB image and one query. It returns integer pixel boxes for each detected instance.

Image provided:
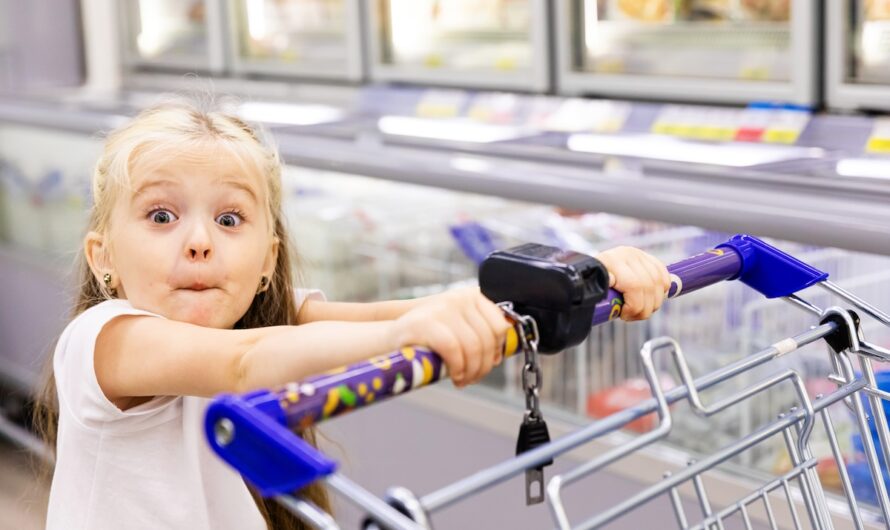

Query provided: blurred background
[2,1,890,528]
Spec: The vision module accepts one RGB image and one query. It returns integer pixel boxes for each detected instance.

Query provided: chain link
[498,302,543,421]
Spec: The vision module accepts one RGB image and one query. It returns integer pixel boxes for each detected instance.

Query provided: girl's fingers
[476,296,510,361]
[645,253,671,295]
[642,257,666,313]
[654,256,672,293]
[623,259,650,320]
[453,317,482,386]
[464,309,495,381]
[431,322,464,385]
[597,247,671,321]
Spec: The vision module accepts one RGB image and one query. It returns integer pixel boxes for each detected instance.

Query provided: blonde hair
[33,98,330,529]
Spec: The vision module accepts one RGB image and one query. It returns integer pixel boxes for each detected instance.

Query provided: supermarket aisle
[0,438,47,530]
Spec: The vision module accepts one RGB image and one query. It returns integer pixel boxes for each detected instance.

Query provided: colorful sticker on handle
[277,347,449,430]
[609,297,624,321]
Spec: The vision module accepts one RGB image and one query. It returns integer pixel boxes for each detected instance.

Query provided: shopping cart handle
[204,234,829,497]
[717,234,828,297]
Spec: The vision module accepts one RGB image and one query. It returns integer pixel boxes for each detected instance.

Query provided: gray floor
[321,393,769,530]
[0,438,47,530]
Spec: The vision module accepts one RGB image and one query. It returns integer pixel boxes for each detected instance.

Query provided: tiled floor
[0,438,47,530]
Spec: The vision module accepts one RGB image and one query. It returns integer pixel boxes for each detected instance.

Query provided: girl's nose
[189,247,211,261]
[185,221,213,261]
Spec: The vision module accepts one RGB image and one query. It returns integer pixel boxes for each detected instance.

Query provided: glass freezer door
[558,0,817,105]
[827,1,890,111]
[119,0,226,74]
[370,0,549,91]
[228,0,362,81]
[853,0,890,84]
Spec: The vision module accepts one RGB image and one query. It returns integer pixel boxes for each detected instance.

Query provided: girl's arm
[299,246,673,325]
[95,317,400,405]
[297,298,426,325]
[95,287,509,408]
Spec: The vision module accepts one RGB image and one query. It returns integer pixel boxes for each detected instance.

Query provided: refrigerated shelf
[557,0,818,105]
[368,0,549,91]
[827,0,890,111]
[226,0,364,81]
[118,0,227,75]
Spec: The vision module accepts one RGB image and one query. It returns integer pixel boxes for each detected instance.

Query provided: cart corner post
[205,392,337,497]
[718,234,829,298]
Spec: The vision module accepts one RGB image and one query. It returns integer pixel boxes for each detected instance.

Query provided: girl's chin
[169,293,230,327]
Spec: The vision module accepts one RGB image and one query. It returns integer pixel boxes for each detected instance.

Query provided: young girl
[35,100,671,529]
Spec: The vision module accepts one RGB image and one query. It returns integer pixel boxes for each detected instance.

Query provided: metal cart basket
[204,234,890,530]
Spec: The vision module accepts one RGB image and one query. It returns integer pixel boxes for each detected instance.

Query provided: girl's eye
[149,209,177,224]
[216,212,243,228]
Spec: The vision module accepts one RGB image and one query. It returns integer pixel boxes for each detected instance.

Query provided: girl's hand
[596,247,671,321]
[390,287,512,388]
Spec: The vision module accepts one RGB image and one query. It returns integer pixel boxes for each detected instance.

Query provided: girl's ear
[261,236,280,282]
[84,230,114,284]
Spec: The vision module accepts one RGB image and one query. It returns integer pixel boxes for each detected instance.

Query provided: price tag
[544,99,630,133]
[653,103,810,145]
[423,54,444,68]
[735,106,771,142]
[415,89,468,119]
[762,107,810,145]
[525,96,563,130]
[652,106,740,141]
[467,93,520,124]
[867,119,890,154]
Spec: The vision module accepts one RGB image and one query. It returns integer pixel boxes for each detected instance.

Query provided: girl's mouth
[178,282,216,292]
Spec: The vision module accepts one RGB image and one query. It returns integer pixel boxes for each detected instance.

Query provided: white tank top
[47,291,322,529]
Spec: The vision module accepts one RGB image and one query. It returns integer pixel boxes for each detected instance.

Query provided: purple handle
[261,247,745,431]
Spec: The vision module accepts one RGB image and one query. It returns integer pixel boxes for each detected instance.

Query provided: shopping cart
[204,235,890,529]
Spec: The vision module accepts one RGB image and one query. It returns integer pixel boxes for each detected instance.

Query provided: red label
[735,128,765,142]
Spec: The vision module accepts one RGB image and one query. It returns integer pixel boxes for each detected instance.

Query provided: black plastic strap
[820,309,862,354]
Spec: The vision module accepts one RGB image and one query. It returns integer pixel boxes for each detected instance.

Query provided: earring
[103,273,117,297]
[257,276,269,294]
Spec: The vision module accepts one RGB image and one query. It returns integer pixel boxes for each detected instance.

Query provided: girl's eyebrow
[218,177,260,204]
[132,178,178,197]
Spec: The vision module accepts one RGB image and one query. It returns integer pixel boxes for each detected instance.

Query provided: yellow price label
[467,106,492,122]
[651,122,671,135]
[696,127,737,141]
[415,103,459,119]
[867,137,890,154]
[672,125,695,137]
[494,57,517,71]
[763,129,799,144]
[424,54,443,68]
[740,67,770,81]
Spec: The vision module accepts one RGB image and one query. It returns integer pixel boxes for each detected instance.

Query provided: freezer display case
[368,0,549,91]
[226,0,363,81]
[827,0,890,111]
[556,0,817,105]
[118,0,227,74]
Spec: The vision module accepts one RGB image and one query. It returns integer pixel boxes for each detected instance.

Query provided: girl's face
[87,143,279,329]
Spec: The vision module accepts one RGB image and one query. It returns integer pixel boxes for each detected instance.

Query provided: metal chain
[498,302,543,421]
